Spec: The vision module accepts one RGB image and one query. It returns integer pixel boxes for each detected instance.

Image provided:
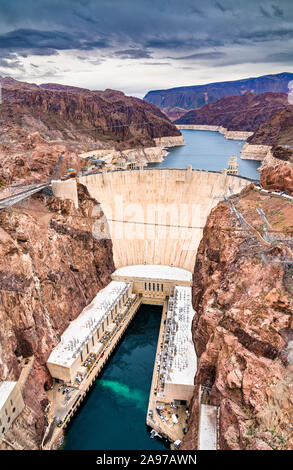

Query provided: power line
[5,206,293,236]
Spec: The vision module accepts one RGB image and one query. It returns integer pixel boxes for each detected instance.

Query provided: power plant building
[47,281,132,384]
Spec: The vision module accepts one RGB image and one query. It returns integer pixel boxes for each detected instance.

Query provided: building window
[12,408,16,413]
[10,399,13,406]
[149,282,151,291]
[86,343,89,354]
[5,409,7,416]
[2,427,5,434]
[161,284,163,292]
[157,284,159,291]
[7,417,10,423]
[80,352,83,362]
[144,282,147,291]
[153,283,155,291]
[92,336,94,346]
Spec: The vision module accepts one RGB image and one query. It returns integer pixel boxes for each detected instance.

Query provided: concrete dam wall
[74,169,250,272]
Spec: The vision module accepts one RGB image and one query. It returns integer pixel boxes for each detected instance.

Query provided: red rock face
[0,185,115,449]
[0,77,180,151]
[182,186,293,450]
[261,164,293,195]
[175,92,288,132]
[247,107,293,146]
[0,78,181,186]
[0,132,85,185]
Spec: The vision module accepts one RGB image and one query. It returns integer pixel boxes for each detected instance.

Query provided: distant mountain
[144,72,293,120]
[174,92,288,132]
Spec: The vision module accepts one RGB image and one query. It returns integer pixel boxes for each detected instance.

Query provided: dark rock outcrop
[247,107,293,147]
[175,92,288,132]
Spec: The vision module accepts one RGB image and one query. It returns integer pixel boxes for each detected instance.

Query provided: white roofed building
[160,286,197,402]
[47,281,132,384]
[0,381,25,442]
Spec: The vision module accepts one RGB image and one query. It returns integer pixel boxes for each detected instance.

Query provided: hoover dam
[42,166,254,449]
[54,168,251,272]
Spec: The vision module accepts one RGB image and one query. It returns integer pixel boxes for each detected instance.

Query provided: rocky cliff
[0,132,85,185]
[0,184,115,449]
[260,163,293,195]
[175,93,288,132]
[0,77,181,150]
[183,185,293,450]
[0,77,182,185]
[144,72,293,119]
[247,107,293,147]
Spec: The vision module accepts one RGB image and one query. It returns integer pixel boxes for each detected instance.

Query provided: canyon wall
[175,93,288,133]
[183,185,293,450]
[0,77,181,153]
[144,73,293,119]
[0,185,115,449]
[260,164,293,196]
[241,144,293,172]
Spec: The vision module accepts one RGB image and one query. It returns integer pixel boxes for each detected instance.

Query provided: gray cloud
[215,1,228,13]
[171,51,226,61]
[272,4,284,17]
[115,49,152,59]
[0,0,291,94]
[262,51,293,63]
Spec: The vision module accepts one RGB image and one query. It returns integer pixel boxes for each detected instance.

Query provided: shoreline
[176,124,253,141]
[79,135,186,166]
[176,125,271,169]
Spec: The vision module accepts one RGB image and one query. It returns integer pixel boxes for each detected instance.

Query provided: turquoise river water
[64,129,260,450]
[64,305,166,450]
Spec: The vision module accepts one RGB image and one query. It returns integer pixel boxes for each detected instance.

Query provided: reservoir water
[64,305,166,450]
[149,129,260,180]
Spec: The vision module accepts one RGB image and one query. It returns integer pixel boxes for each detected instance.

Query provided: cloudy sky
[0,0,293,97]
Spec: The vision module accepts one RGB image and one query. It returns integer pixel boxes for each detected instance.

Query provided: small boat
[150,429,162,439]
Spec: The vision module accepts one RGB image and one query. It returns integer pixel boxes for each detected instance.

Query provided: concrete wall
[0,383,25,441]
[112,275,191,300]
[51,178,79,209]
[77,169,249,271]
[164,382,195,403]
